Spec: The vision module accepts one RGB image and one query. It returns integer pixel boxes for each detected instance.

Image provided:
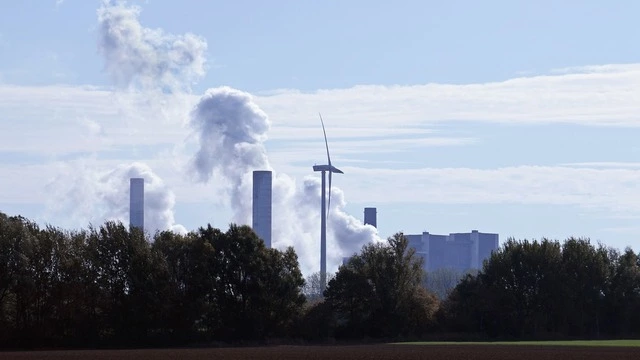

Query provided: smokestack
[252,170,272,248]
[364,207,377,228]
[129,178,144,231]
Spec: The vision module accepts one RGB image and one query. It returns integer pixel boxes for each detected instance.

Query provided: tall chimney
[364,207,377,228]
[252,170,272,248]
[129,178,144,231]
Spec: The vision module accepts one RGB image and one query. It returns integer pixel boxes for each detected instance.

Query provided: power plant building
[129,178,144,231]
[364,207,377,228]
[407,230,499,272]
[252,170,272,248]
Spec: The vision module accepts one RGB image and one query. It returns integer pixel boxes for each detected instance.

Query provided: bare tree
[303,271,335,303]
[424,268,470,300]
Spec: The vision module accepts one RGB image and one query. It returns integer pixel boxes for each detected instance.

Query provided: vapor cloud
[97,0,207,92]
[41,0,193,237]
[188,86,381,274]
[47,161,186,235]
[190,87,271,222]
[95,0,380,274]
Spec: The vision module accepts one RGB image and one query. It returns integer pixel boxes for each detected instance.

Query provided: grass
[393,339,640,347]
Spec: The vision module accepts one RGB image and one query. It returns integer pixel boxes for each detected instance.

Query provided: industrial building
[406,230,499,272]
[129,178,144,231]
[364,207,377,228]
[252,170,272,248]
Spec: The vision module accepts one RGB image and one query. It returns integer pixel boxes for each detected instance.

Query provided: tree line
[0,212,304,348]
[1,211,639,348]
[441,238,640,338]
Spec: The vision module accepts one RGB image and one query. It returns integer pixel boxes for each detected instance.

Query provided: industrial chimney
[364,207,377,228]
[129,178,144,231]
[252,170,272,248]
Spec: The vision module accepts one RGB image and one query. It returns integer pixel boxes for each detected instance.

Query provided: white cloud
[560,162,640,169]
[3,62,640,272]
[45,160,186,234]
[1,63,639,206]
[1,62,638,160]
[338,165,640,214]
[96,0,207,92]
[255,63,640,127]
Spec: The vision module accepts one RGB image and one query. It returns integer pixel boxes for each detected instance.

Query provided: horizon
[2,0,640,276]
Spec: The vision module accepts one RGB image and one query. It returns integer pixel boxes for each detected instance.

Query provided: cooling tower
[252,170,272,248]
[364,207,377,228]
[129,178,144,231]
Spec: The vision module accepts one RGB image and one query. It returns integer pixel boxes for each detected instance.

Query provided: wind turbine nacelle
[313,164,344,174]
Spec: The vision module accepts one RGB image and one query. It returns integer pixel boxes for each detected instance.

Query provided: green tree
[325,233,439,338]
[438,273,486,334]
[152,229,216,343]
[481,238,564,337]
[603,248,640,335]
[195,223,306,341]
[559,238,609,336]
[83,221,160,344]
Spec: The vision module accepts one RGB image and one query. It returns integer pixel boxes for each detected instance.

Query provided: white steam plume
[189,87,381,275]
[94,1,380,275]
[97,0,207,92]
[190,87,271,223]
[44,0,191,236]
[48,162,186,235]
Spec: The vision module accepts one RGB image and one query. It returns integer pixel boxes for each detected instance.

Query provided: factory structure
[129,178,144,231]
[406,230,499,273]
[125,117,497,279]
[364,207,377,227]
[252,170,272,248]
[343,208,499,273]
[127,174,498,275]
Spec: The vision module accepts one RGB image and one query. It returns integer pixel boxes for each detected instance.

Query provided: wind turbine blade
[327,170,332,222]
[319,113,331,166]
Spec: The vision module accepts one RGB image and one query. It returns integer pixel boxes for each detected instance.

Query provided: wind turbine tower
[312,114,343,291]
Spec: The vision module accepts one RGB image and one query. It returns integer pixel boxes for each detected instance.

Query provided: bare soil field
[1,344,639,360]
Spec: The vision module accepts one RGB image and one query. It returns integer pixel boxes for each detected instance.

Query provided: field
[1,342,640,360]
[396,339,640,347]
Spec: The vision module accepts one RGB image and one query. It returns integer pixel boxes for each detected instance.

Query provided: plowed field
[1,344,639,360]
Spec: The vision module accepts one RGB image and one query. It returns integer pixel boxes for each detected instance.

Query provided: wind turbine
[312,113,343,292]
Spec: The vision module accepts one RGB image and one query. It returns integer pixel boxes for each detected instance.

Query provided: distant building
[129,178,144,231]
[364,207,377,228]
[406,230,499,272]
[252,170,272,248]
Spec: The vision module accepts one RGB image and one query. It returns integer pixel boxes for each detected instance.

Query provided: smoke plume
[188,86,381,274]
[190,87,271,223]
[45,1,193,236]
[48,162,186,235]
[91,0,380,275]
[97,0,207,92]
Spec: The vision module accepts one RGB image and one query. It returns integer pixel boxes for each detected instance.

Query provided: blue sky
[4,0,640,89]
[2,0,640,274]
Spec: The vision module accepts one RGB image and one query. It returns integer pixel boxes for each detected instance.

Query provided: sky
[2,0,640,275]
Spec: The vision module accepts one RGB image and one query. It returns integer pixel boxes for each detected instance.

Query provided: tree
[438,273,486,334]
[440,238,567,338]
[325,233,439,338]
[194,223,306,341]
[558,238,609,336]
[602,248,640,335]
[152,229,215,343]
[480,238,564,337]
[424,267,468,300]
[303,271,335,303]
